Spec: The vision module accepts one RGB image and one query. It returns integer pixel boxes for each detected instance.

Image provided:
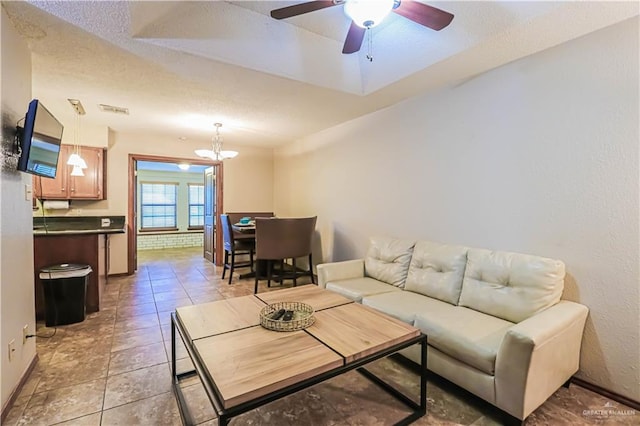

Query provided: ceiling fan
[270,0,454,54]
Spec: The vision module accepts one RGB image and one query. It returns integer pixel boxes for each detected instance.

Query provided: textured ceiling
[2,1,638,148]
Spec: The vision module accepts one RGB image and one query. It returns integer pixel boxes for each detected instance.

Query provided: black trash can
[39,264,92,327]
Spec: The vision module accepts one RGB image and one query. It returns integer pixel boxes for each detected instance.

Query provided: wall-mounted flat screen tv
[16,99,64,179]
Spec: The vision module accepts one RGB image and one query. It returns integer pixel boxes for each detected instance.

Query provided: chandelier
[194,123,238,161]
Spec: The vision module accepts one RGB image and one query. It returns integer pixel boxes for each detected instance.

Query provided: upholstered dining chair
[220,214,255,285]
[253,216,317,294]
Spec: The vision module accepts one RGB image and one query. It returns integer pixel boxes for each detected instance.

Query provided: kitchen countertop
[33,216,126,236]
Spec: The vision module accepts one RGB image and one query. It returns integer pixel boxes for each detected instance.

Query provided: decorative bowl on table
[260,302,315,332]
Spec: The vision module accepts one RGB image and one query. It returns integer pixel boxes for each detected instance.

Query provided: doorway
[127,154,224,274]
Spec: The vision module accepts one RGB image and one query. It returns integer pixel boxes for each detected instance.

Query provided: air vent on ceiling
[98,104,129,115]
[68,99,86,115]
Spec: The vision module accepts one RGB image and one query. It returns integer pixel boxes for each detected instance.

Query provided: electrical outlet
[23,325,29,344]
[8,340,15,361]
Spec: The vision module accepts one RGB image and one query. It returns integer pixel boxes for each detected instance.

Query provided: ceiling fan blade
[342,21,366,54]
[393,1,454,31]
[270,1,338,20]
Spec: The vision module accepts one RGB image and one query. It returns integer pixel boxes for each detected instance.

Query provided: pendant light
[194,123,238,161]
[67,99,87,176]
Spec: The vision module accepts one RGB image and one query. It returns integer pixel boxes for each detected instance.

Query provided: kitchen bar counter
[33,215,125,235]
[33,216,125,320]
[34,228,125,236]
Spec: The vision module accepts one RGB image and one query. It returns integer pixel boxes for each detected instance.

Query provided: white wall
[0,7,38,410]
[274,18,639,402]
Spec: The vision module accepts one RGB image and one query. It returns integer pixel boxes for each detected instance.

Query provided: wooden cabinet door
[68,146,104,199]
[33,145,71,199]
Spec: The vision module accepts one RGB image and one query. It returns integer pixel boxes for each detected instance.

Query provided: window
[188,184,205,228]
[140,183,177,229]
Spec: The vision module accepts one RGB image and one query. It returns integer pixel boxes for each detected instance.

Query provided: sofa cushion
[325,277,401,303]
[362,291,448,324]
[405,241,469,305]
[415,307,514,375]
[459,249,565,323]
[364,237,415,288]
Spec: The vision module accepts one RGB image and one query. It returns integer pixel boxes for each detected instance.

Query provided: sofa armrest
[495,301,589,420]
[316,259,365,288]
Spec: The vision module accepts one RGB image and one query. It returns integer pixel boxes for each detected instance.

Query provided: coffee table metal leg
[420,336,427,415]
[171,317,176,378]
[355,335,427,425]
[171,313,198,426]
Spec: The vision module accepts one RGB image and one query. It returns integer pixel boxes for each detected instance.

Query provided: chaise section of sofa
[317,236,589,422]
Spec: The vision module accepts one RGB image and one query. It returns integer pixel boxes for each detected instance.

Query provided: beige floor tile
[35,353,110,393]
[103,363,172,409]
[180,382,217,425]
[155,297,193,313]
[53,412,102,425]
[100,392,181,425]
[115,301,158,319]
[111,325,163,352]
[153,288,190,302]
[117,291,155,307]
[18,379,105,425]
[108,342,167,376]
[118,283,153,296]
[113,312,160,333]
[49,336,112,365]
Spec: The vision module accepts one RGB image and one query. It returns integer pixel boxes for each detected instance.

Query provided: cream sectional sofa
[317,237,589,422]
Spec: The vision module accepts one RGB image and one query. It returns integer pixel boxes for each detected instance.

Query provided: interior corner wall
[274,17,640,402]
[0,7,38,410]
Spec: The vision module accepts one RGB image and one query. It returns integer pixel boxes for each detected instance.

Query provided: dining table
[232,222,256,234]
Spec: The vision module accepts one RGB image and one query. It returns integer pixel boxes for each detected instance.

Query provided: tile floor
[4,247,637,425]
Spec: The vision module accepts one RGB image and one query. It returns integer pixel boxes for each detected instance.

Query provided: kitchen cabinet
[34,145,106,200]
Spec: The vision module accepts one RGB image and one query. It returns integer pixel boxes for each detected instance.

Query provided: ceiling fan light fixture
[344,0,395,28]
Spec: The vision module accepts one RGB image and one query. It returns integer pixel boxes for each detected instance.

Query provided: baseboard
[1,354,38,423]
[572,377,640,411]
[107,272,129,278]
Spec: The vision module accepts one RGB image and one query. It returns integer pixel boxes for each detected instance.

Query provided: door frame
[127,153,224,274]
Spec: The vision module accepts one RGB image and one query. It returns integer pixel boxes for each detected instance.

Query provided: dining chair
[220,214,255,285]
[253,216,317,294]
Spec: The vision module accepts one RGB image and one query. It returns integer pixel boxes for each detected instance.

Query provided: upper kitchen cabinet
[34,145,107,200]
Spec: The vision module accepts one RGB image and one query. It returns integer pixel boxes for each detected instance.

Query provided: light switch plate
[24,184,32,202]
[8,340,15,361]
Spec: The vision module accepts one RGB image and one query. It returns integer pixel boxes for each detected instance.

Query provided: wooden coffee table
[171,285,427,425]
